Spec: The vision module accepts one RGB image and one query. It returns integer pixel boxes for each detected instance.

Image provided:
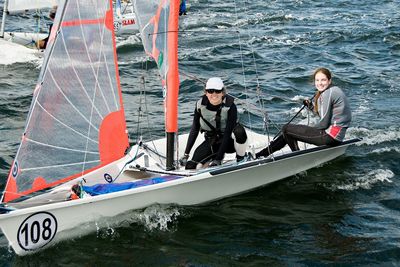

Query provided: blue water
[1,0,400,265]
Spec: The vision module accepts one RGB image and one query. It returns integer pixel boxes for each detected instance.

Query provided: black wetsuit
[184,95,238,169]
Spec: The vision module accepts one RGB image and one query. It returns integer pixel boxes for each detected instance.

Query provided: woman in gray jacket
[256,67,352,158]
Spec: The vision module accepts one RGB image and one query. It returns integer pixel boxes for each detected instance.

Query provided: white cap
[205,77,224,90]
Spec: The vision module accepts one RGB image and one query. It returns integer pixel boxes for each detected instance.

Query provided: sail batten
[22,160,101,172]
[25,137,99,153]
[2,0,129,203]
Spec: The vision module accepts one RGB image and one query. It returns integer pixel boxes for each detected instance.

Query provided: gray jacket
[314,86,351,141]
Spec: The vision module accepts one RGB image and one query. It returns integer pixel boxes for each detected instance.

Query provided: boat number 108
[17,212,58,251]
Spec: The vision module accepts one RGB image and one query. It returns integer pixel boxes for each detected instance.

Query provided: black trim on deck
[210,138,361,176]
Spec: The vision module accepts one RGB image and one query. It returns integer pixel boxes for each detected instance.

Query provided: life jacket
[196,94,234,134]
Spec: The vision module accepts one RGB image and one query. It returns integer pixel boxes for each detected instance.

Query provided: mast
[132,0,180,170]
[0,0,9,38]
[165,0,180,170]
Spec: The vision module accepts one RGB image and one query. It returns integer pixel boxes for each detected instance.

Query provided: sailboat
[0,0,58,51]
[0,0,138,55]
[113,0,139,35]
[0,0,359,256]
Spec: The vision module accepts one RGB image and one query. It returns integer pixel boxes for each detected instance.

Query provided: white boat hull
[3,32,47,43]
[0,134,358,255]
[1,32,47,50]
[114,13,139,35]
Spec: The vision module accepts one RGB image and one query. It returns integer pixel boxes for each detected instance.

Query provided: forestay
[2,0,129,202]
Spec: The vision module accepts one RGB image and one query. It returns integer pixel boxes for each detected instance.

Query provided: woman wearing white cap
[180,77,247,169]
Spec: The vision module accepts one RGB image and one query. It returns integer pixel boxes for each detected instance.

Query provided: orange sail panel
[2,0,128,203]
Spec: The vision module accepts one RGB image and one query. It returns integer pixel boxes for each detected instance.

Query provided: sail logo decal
[12,161,19,178]
[122,19,135,26]
[17,212,58,251]
[104,173,113,183]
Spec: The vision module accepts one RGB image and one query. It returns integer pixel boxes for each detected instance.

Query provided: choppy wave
[334,169,394,191]
[116,34,142,50]
[93,204,183,234]
[371,147,400,154]
[347,127,400,146]
[134,204,182,231]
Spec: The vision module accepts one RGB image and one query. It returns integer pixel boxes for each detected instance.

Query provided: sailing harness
[198,110,221,146]
[197,95,234,145]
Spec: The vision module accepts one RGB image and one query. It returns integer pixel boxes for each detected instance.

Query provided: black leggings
[256,124,341,157]
[185,138,235,169]
[185,123,247,169]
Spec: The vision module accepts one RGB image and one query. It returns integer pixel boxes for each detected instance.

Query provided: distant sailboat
[0,0,58,51]
[114,0,139,35]
[0,0,359,256]
[0,0,138,55]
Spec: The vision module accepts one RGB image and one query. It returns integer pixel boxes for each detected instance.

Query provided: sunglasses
[206,89,222,94]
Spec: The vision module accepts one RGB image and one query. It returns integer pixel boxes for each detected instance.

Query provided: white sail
[2,0,129,203]
[7,0,59,12]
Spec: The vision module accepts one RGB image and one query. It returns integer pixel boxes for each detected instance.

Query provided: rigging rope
[232,0,275,137]
[132,1,313,171]
[179,71,282,133]
[233,0,250,128]
[129,59,168,168]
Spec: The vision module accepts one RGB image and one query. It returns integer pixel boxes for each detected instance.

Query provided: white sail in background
[7,0,59,12]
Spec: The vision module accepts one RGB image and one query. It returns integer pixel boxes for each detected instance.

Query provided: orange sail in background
[133,0,180,133]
